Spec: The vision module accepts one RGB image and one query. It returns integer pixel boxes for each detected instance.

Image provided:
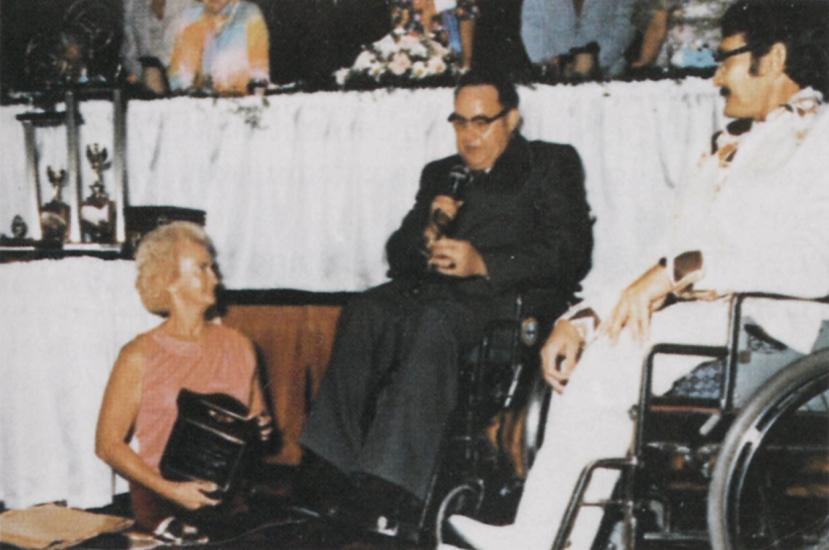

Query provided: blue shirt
[521,0,637,76]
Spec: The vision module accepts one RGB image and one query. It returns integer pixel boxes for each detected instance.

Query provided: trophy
[11,215,28,239]
[81,144,116,243]
[40,166,70,242]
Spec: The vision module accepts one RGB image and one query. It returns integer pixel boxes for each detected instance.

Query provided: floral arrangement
[334,29,459,89]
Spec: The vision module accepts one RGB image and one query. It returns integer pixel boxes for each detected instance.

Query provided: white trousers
[510,299,731,549]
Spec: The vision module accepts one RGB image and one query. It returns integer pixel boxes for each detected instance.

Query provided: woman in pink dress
[95,222,269,543]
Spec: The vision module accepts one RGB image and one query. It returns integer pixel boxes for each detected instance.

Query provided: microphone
[429,164,469,238]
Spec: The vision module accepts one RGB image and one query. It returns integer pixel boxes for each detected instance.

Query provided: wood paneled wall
[224,304,342,465]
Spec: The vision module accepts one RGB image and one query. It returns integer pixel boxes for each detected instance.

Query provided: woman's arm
[95,340,218,510]
[242,339,274,442]
[630,8,668,69]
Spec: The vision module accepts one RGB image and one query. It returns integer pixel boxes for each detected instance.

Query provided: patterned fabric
[666,357,723,399]
[661,0,730,68]
[389,0,478,54]
[168,0,269,93]
[666,324,789,400]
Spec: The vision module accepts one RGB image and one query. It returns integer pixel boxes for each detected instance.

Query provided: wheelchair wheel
[707,350,829,550]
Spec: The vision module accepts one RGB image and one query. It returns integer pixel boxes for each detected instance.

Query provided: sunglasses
[713,44,753,63]
[447,108,510,133]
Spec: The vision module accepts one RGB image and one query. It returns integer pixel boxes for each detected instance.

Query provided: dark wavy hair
[454,69,519,111]
[721,0,829,94]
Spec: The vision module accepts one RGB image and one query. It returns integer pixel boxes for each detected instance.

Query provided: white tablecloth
[0,79,725,510]
[1,79,723,291]
[0,258,157,509]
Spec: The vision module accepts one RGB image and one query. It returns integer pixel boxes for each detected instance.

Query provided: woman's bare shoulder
[116,327,159,369]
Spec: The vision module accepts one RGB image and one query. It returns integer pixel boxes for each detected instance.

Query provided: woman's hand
[255,413,274,442]
[540,319,584,393]
[163,480,220,510]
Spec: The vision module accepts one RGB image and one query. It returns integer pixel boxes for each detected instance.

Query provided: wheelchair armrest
[513,287,572,323]
[727,292,829,348]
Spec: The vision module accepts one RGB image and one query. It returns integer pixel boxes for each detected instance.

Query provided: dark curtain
[260,0,389,85]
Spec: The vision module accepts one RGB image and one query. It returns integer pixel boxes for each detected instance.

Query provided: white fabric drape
[0,258,157,509]
[1,79,722,291]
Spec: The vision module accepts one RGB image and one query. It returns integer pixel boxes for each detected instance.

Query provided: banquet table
[0,78,724,510]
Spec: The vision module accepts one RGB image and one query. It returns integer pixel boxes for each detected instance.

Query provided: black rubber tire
[707,349,829,550]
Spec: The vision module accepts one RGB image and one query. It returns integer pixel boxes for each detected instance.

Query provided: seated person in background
[391,0,479,69]
[520,0,637,80]
[121,0,195,94]
[470,0,533,80]
[299,69,593,528]
[447,1,829,548]
[95,222,270,543]
[629,0,730,73]
[168,0,270,94]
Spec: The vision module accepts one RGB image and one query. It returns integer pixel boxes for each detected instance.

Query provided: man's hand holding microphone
[423,165,488,278]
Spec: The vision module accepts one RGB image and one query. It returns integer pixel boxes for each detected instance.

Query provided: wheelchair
[550,293,829,550]
[398,288,567,545]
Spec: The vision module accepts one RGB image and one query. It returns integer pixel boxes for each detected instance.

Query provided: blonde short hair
[135,222,215,315]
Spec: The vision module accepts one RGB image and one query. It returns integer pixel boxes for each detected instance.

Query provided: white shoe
[446,515,520,550]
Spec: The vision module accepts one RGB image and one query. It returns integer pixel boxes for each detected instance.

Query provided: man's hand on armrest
[604,262,674,343]
[541,319,585,393]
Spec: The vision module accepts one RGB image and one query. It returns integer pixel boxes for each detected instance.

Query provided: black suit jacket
[386,134,593,313]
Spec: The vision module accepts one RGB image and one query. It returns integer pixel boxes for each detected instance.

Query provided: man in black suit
[299,70,593,523]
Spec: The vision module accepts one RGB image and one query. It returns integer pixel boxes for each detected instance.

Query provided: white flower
[426,55,447,76]
[374,34,399,59]
[334,68,350,86]
[411,61,428,79]
[427,39,451,59]
[389,52,412,76]
[354,50,378,71]
[398,34,428,58]
[369,62,384,81]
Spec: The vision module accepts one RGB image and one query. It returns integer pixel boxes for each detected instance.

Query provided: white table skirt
[1,79,722,291]
[0,258,157,509]
[0,79,725,510]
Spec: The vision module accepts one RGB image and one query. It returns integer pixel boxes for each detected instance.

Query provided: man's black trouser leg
[358,300,481,499]
[300,283,411,474]
[300,282,489,500]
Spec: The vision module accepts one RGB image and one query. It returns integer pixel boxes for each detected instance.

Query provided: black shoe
[349,473,425,541]
[294,452,356,518]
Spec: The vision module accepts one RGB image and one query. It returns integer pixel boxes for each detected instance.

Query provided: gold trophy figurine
[81,144,116,243]
[40,166,70,242]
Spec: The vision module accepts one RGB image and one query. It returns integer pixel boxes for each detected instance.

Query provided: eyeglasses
[714,44,753,63]
[448,108,509,133]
